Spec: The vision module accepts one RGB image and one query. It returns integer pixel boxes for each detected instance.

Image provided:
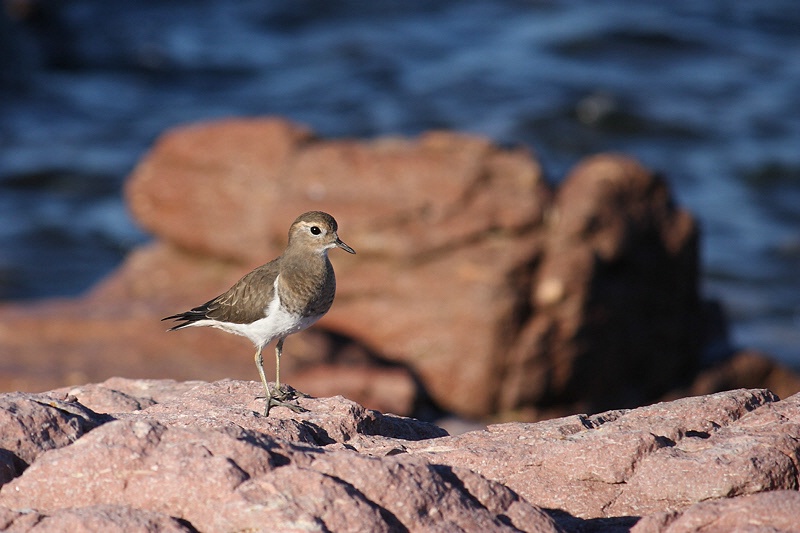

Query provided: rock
[0,117,726,420]
[1,381,799,532]
[126,120,549,265]
[631,490,800,533]
[604,392,800,516]
[62,377,448,445]
[126,119,552,418]
[0,392,106,467]
[0,379,558,533]
[54,377,200,414]
[126,120,317,263]
[0,451,20,487]
[288,364,418,416]
[404,388,800,520]
[0,504,192,532]
[683,349,800,402]
[502,154,701,412]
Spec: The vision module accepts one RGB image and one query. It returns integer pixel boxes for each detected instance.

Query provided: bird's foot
[256,384,309,416]
[286,385,310,399]
[263,395,308,416]
[273,384,310,401]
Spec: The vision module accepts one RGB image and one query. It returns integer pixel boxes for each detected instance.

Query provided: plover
[162,211,355,415]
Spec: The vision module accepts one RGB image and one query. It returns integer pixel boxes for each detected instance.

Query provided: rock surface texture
[4,118,793,421]
[0,381,798,532]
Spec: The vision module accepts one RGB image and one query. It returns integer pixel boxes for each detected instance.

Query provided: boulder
[0,118,721,419]
[505,155,701,411]
[125,119,552,418]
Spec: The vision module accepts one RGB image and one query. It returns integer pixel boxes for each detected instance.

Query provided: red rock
[632,490,800,533]
[607,390,800,516]
[0,392,105,467]
[2,118,554,418]
[2,380,800,531]
[289,365,417,416]
[502,154,702,412]
[405,388,799,520]
[126,119,316,263]
[682,349,800,401]
[0,504,191,532]
[50,378,446,446]
[1,118,786,421]
[55,377,199,414]
[119,124,712,417]
[0,380,558,533]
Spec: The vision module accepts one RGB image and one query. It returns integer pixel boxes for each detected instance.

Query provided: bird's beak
[336,236,356,254]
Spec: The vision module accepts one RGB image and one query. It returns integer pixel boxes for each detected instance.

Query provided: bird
[162,211,355,416]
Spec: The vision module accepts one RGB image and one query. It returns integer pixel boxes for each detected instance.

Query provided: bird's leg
[257,338,307,415]
[274,337,283,393]
[254,345,273,416]
[255,345,271,399]
[274,338,310,401]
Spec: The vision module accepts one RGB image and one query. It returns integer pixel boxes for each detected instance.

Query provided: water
[1,0,799,365]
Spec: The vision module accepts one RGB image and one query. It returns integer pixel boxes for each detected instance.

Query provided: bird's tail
[161,306,208,331]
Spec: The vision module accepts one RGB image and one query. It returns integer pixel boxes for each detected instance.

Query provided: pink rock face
[0,379,557,533]
[0,504,192,532]
[404,388,800,521]
[0,393,104,466]
[631,491,800,533]
[0,118,723,420]
[1,381,799,532]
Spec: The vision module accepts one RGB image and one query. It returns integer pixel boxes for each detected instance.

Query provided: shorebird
[162,211,355,415]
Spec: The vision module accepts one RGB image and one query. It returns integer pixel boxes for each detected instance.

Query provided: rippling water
[1,1,799,365]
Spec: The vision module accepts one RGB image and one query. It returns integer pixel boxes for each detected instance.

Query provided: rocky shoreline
[1,380,798,531]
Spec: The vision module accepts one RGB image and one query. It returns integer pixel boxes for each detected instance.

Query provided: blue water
[2,1,799,366]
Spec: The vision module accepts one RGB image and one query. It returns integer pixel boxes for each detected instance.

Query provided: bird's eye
[310,226,321,235]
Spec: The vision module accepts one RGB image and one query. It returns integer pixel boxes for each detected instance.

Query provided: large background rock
[0,117,798,419]
[503,155,701,412]
[125,119,551,418]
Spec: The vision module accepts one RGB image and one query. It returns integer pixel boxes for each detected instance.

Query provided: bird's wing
[163,259,280,327]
